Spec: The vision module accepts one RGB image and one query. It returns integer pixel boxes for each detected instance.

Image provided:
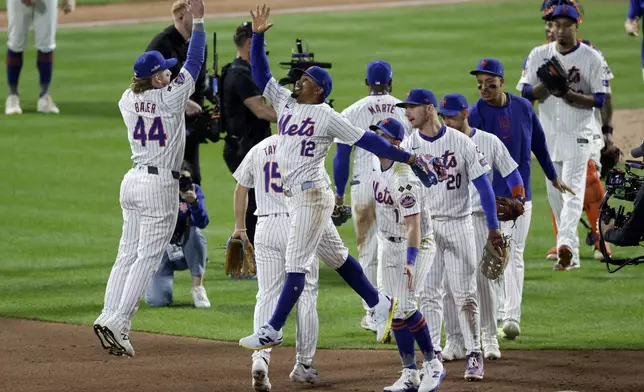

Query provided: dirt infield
[2,317,643,392]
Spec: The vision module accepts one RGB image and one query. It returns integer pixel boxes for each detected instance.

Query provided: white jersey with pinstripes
[335,94,412,177]
[118,69,196,172]
[517,41,608,162]
[401,127,490,219]
[591,44,614,154]
[468,128,518,213]
[371,160,432,238]
[262,78,365,189]
[232,134,287,216]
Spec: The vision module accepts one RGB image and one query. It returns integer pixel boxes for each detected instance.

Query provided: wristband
[235,229,247,232]
[406,247,419,266]
[193,18,204,24]
[602,125,613,136]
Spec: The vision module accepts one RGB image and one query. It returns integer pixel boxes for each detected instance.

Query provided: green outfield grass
[1,0,643,351]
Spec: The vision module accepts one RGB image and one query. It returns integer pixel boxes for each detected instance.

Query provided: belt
[134,164,180,180]
[258,213,289,218]
[283,180,329,197]
[387,236,405,243]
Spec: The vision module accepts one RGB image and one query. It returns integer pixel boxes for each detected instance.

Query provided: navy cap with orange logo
[369,117,405,141]
[395,88,438,108]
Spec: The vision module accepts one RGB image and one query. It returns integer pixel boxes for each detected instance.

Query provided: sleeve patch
[173,73,186,86]
[480,158,489,167]
[602,80,609,87]
[399,193,417,209]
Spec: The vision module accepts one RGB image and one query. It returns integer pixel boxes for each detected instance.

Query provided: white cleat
[191,285,211,308]
[502,319,521,340]
[95,321,135,357]
[239,324,283,350]
[289,363,319,384]
[37,95,60,114]
[419,357,446,392]
[442,342,466,362]
[370,294,398,343]
[361,314,377,333]
[5,95,22,115]
[252,358,271,392]
[383,368,420,392]
[483,345,501,360]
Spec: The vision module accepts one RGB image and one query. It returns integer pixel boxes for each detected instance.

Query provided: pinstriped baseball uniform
[232,134,319,367]
[518,41,608,265]
[262,77,366,274]
[336,94,413,312]
[589,43,614,168]
[442,128,518,348]
[371,159,436,318]
[96,67,198,334]
[402,126,490,355]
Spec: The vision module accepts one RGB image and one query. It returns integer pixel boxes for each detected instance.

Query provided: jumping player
[518,5,608,271]
[93,0,206,357]
[400,88,503,381]
[333,59,412,332]
[468,58,568,340]
[5,0,76,115]
[238,5,441,350]
[233,134,320,391]
[438,93,524,362]
[370,118,445,392]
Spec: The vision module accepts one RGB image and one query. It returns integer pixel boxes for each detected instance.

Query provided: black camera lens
[179,176,192,192]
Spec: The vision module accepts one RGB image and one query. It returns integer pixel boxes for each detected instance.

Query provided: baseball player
[233,134,320,391]
[5,0,75,115]
[399,88,504,381]
[438,93,524,362]
[370,118,445,392]
[540,0,616,262]
[518,4,608,271]
[625,0,644,81]
[468,58,567,340]
[238,5,440,351]
[333,59,412,332]
[92,0,206,357]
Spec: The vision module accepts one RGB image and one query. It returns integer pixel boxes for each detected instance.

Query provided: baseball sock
[392,318,416,369]
[336,254,379,308]
[37,50,54,98]
[6,49,23,96]
[268,272,305,331]
[404,310,436,362]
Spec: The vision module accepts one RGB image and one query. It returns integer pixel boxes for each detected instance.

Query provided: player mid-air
[238,4,444,351]
[93,0,207,357]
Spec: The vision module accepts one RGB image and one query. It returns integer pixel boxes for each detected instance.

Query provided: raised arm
[183,0,206,81]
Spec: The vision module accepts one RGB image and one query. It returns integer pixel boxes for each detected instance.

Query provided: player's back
[341,95,411,177]
[248,135,289,215]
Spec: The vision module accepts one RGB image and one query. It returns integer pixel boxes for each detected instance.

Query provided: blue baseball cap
[366,60,393,85]
[294,66,333,99]
[369,118,405,141]
[438,93,469,117]
[133,51,178,79]
[395,88,438,107]
[470,58,504,78]
[550,4,581,23]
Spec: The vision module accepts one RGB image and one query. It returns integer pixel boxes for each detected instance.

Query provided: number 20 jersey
[401,126,490,219]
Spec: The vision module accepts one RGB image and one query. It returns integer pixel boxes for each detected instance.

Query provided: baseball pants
[144,226,208,307]
[253,213,319,366]
[7,0,58,52]
[97,167,179,334]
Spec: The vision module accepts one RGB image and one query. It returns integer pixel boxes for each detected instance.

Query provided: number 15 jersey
[401,126,490,219]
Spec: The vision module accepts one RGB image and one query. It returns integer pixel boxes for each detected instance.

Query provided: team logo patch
[602,80,609,87]
[174,72,186,85]
[400,193,416,209]
[179,202,189,213]
[480,158,489,167]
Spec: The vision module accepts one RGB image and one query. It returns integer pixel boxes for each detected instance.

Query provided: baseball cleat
[464,352,484,381]
[98,322,135,357]
[545,247,557,261]
[371,294,398,343]
[434,351,443,363]
[383,368,420,392]
[419,357,446,392]
[483,345,501,360]
[289,363,319,384]
[361,314,377,333]
[501,319,521,340]
[239,324,283,350]
[442,342,466,362]
[191,285,211,308]
[37,95,60,114]
[252,357,271,392]
[5,95,22,115]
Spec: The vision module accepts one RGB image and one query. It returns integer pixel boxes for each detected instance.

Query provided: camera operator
[145,162,212,309]
[146,0,210,185]
[601,143,644,246]
[221,21,277,245]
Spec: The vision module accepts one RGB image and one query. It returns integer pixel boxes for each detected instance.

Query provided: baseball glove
[225,236,256,278]
[536,56,569,97]
[332,204,352,226]
[480,234,511,281]
[496,196,525,222]
[600,138,622,178]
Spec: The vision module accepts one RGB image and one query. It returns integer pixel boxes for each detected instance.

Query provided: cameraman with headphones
[601,142,644,246]
[145,162,212,309]
[221,21,277,245]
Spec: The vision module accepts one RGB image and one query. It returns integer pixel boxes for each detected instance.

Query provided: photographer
[221,21,277,244]
[145,162,211,308]
[146,0,210,185]
[601,143,644,247]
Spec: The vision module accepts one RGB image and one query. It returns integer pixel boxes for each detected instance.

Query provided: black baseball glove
[332,204,352,226]
[536,56,569,97]
[600,132,622,178]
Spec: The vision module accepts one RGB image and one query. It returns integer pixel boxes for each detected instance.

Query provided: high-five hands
[250,4,274,33]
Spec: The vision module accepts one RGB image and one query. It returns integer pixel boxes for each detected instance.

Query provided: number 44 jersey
[401,126,491,219]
